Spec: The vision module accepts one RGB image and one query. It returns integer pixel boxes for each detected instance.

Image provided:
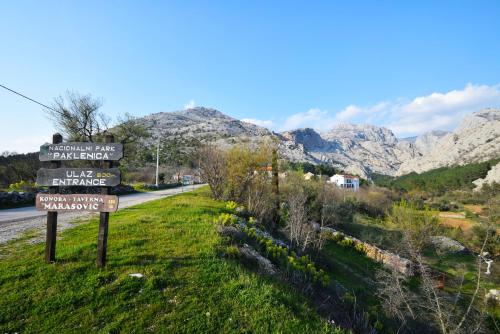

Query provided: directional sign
[36,194,119,212]
[37,168,121,187]
[39,142,123,161]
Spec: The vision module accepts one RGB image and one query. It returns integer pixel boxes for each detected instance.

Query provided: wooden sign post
[97,134,113,267]
[45,133,62,263]
[37,134,122,266]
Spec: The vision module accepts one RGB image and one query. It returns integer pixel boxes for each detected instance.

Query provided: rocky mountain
[134,107,500,180]
[280,124,420,177]
[139,107,271,142]
[413,130,449,155]
[397,109,500,175]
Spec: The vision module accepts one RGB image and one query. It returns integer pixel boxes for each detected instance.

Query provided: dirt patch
[464,204,485,216]
[438,216,475,231]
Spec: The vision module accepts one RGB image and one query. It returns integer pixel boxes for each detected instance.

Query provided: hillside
[281,124,420,177]
[0,189,344,333]
[133,107,500,180]
[373,158,500,193]
[3,108,498,185]
[397,108,500,175]
[137,107,272,145]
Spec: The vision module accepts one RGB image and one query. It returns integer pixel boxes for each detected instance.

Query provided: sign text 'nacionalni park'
[39,142,123,161]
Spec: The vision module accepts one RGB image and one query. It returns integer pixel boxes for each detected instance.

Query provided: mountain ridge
[134,107,500,179]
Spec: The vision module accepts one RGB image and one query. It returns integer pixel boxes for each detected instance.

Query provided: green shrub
[224,245,240,258]
[225,201,238,211]
[214,213,238,226]
[354,243,366,254]
[339,238,355,248]
[240,225,330,287]
[8,180,37,192]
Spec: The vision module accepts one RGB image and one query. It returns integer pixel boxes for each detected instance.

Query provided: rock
[321,227,413,276]
[397,109,500,175]
[238,244,277,275]
[414,130,450,155]
[129,106,499,179]
[473,161,500,191]
[485,289,500,305]
[310,221,321,232]
[281,124,421,178]
[217,225,246,241]
[430,236,469,254]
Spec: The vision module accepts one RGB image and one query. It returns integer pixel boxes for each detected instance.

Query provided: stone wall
[321,227,413,276]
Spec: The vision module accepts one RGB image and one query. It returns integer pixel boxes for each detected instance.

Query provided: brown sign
[37,168,121,187]
[39,142,123,161]
[36,194,119,212]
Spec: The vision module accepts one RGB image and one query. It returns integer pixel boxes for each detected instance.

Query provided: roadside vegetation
[198,142,500,333]
[0,189,345,333]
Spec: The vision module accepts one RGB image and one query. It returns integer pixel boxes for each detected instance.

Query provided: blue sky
[1,1,500,152]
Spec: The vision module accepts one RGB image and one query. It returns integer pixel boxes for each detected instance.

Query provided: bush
[8,180,38,192]
[225,201,238,211]
[241,226,330,287]
[214,213,239,226]
[339,238,355,248]
[133,182,181,191]
[354,243,366,254]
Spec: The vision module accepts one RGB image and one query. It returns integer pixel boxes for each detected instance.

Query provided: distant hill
[397,109,500,175]
[373,158,500,194]
[131,107,500,180]
[280,124,421,178]
[136,107,272,145]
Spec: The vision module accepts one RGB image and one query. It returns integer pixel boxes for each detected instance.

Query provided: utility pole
[155,136,160,187]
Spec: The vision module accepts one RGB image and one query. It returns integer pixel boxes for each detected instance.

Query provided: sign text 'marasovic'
[39,142,123,161]
[37,168,121,187]
[36,194,119,212]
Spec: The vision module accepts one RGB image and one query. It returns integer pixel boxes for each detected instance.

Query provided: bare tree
[285,182,317,253]
[376,201,492,333]
[196,144,227,200]
[48,91,108,142]
[110,113,151,163]
[316,182,339,251]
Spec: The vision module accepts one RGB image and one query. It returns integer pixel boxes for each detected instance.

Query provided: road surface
[0,184,204,244]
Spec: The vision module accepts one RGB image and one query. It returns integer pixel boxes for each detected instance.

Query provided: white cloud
[282,83,500,136]
[184,100,196,109]
[241,118,274,128]
[382,84,500,136]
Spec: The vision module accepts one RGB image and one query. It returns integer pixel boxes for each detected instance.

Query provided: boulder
[238,243,276,275]
[430,236,469,254]
[486,289,500,305]
[217,225,246,241]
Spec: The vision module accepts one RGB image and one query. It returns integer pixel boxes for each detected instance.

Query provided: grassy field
[0,187,344,334]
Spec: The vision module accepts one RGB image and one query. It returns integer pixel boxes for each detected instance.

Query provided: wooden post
[45,133,62,263]
[97,134,113,267]
[271,148,280,230]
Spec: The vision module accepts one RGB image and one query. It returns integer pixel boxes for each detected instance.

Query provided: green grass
[0,188,345,334]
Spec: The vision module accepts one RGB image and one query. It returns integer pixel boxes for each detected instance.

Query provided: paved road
[0,184,204,244]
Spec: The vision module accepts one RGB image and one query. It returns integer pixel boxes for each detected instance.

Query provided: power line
[0,83,57,112]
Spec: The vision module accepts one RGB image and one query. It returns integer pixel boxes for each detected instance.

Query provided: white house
[329,174,360,190]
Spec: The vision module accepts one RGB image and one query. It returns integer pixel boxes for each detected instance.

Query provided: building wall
[329,174,359,190]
